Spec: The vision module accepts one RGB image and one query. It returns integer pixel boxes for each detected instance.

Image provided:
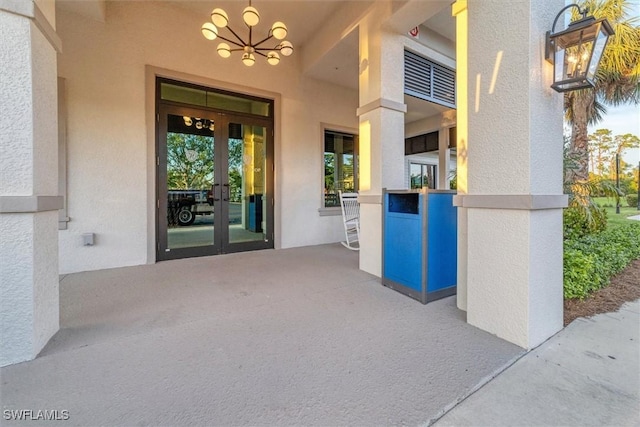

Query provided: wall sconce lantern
[545,4,614,92]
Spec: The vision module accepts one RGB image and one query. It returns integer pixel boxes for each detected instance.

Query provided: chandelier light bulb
[211,8,228,28]
[242,52,256,66]
[201,22,218,40]
[279,41,293,57]
[267,51,280,65]
[271,22,287,40]
[183,116,193,126]
[196,121,203,129]
[242,6,260,27]
[217,43,231,58]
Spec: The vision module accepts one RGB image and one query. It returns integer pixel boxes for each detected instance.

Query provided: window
[410,163,437,189]
[405,131,439,155]
[324,130,358,207]
[160,81,271,117]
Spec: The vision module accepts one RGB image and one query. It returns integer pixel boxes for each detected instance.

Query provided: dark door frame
[156,85,274,261]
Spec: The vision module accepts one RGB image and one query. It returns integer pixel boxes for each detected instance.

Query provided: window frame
[319,124,359,215]
[409,162,438,189]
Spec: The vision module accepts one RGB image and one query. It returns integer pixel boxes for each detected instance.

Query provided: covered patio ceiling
[56,0,456,123]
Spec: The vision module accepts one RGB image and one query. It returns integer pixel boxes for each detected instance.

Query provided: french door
[157,105,273,260]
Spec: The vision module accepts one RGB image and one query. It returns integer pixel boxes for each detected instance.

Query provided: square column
[357,12,406,277]
[438,111,456,190]
[0,2,62,366]
[453,0,566,349]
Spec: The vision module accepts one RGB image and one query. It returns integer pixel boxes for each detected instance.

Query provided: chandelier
[201,1,294,66]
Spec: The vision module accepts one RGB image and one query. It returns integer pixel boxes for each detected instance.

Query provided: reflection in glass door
[157,107,273,261]
[160,111,217,258]
[227,122,267,244]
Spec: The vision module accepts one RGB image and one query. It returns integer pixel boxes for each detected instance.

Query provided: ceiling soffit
[57,0,455,123]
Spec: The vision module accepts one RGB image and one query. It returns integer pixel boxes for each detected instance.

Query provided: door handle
[211,183,220,201]
[222,183,229,201]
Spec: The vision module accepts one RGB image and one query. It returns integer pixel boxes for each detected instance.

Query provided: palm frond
[588,97,607,125]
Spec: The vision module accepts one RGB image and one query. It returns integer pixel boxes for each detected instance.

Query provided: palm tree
[564,0,640,184]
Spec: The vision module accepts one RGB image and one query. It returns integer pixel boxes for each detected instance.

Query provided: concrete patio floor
[1,244,523,426]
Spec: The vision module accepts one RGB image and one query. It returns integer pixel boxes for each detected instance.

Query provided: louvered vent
[404,50,456,108]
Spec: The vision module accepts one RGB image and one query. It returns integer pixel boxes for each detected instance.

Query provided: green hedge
[564,222,640,299]
[627,194,639,208]
[563,204,607,240]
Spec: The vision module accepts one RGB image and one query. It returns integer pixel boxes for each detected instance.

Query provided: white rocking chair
[339,191,360,251]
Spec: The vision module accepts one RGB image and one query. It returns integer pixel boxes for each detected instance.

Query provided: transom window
[160,81,271,117]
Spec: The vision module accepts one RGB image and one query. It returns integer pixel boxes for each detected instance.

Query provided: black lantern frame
[545,4,614,93]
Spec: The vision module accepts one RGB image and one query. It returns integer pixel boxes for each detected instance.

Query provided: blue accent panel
[426,193,457,292]
[383,193,423,291]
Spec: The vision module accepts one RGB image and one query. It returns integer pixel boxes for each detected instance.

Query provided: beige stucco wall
[34,0,55,29]
[57,1,358,273]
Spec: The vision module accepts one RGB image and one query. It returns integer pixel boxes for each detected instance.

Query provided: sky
[588,0,640,167]
[588,103,640,166]
[561,1,639,169]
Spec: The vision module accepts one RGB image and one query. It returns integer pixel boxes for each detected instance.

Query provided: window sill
[318,207,341,217]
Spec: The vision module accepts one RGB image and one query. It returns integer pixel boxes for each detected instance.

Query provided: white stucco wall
[32,17,59,197]
[1,7,59,366]
[1,12,34,196]
[1,214,36,365]
[57,1,358,273]
[462,0,564,349]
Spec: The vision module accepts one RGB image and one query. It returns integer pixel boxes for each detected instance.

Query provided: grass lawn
[593,197,640,228]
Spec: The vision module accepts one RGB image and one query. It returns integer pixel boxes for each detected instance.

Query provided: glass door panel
[158,109,273,260]
[159,109,219,259]
[227,122,267,244]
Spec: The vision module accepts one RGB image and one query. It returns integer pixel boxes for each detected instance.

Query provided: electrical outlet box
[82,233,95,246]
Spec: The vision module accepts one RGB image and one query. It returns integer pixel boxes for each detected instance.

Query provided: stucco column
[0,1,62,366]
[453,0,566,349]
[357,13,406,277]
[437,111,455,190]
[453,1,469,312]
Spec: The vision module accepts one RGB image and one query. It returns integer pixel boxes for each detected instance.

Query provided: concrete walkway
[3,244,638,426]
[434,300,640,426]
[1,244,522,426]
[628,214,640,221]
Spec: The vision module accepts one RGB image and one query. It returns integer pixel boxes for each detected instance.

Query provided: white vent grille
[404,50,456,108]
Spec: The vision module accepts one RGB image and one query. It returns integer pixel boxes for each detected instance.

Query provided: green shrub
[563,204,607,240]
[449,171,457,190]
[564,222,640,299]
[563,249,600,299]
[627,194,639,208]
